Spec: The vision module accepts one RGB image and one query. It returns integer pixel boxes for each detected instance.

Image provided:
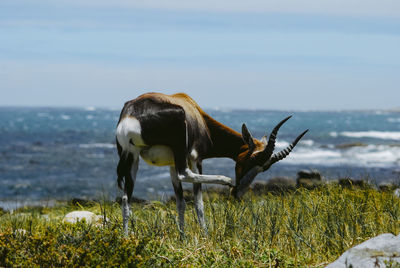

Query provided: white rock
[326,233,400,268]
[14,229,27,235]
[63,211,103,225]
[394,188,400,198]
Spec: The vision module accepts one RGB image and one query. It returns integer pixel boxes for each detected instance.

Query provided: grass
[1,183,400,267]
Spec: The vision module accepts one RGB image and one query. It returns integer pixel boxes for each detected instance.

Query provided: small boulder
[296,170,323,189]
[378,181,397,192]
[326,233,400,268]
[252,177,296,194]
[14,229,27,236]
[297,170,322,180]
[338,178,371,189]
[336,142,367,149]
[394,188,400,198]
[63,211,103,225]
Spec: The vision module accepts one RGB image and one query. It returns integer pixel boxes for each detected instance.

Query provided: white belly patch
[140,145,175,166]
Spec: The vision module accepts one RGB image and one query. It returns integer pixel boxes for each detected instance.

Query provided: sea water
[1,107,399,208]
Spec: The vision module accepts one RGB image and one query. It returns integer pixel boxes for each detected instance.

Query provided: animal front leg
[178,168,234,186]
[193,183,207,234]
[190,161,207,234]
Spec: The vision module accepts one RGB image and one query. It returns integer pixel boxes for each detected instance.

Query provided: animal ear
[242,123,255,152]
[260,135,268,145]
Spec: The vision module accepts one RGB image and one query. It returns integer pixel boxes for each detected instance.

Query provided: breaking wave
[79,143,114,149]
[284,144,400,168]
[340,131,400,140]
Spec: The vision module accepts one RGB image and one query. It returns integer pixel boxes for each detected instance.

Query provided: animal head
[231,116,308,198]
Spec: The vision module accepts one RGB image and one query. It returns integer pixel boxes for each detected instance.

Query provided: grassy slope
[1,184,399,267]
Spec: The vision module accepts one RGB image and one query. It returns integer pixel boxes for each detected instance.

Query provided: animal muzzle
[232,166,263,199]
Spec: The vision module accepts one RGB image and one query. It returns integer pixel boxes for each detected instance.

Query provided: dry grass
[1,184,399,267]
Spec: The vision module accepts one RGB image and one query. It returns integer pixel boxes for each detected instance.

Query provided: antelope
[116,92,307,235]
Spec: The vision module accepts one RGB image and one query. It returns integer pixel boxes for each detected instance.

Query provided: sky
[1,0,400,110]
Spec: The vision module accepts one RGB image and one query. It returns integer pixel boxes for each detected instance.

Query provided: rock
[297,178,324,189]
[326,233,400,268]
[378,181,397,192]
[336,142,367,149]
[297,170,322,180]
[296,170,323,189]
[14,229,27,236]
[338,178,371,189]
[63,211,104,225]
[252,177,296,194]
[267,177,296,192]
[394,188,400,198]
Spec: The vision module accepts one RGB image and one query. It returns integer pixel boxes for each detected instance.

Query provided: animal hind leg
[118,151,139,236]
[170,167,186,236]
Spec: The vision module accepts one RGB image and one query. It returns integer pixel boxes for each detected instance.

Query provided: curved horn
[263,129,308,171]
[263,116,292,157]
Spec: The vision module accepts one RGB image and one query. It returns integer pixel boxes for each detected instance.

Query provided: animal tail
[116,151,134,201]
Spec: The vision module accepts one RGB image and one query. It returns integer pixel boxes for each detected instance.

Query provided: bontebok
[116,93,307,235]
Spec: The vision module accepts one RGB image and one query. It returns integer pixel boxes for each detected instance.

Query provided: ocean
[1,107,400,209]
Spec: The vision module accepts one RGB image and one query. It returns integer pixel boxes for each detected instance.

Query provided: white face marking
[116,117,146,151]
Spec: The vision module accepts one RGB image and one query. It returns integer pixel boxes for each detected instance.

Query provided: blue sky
[1,0,400,110]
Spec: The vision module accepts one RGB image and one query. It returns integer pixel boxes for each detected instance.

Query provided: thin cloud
[47,0,400,17]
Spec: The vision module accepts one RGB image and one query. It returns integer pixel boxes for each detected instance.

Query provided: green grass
[1,184,400,267]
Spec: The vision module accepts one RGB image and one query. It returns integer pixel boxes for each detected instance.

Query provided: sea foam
[79,143,114,149]
[340,131,400,140]
[285,144,400,168]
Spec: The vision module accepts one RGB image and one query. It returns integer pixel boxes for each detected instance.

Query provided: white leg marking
[178,168,234,186]
[122,195,130,236]
[122,153,139,236]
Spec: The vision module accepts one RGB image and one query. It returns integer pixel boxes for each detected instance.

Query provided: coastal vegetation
[1,182,399,267]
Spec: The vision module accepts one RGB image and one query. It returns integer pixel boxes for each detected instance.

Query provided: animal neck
[202,112,246,161]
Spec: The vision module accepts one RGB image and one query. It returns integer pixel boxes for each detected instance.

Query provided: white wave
[275,141,290,148]
[275,139,313,149]
[86,115,94,120]
[79,143,114,149]
[37,112,51,118]
[301,139,314,146]
[354,149,397,163]
[388,118,400,123]
[330,132,338,138]
[340,131,400,140]
[283,144,400,168]
[61,115,71,120]
[85,106,96,111]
